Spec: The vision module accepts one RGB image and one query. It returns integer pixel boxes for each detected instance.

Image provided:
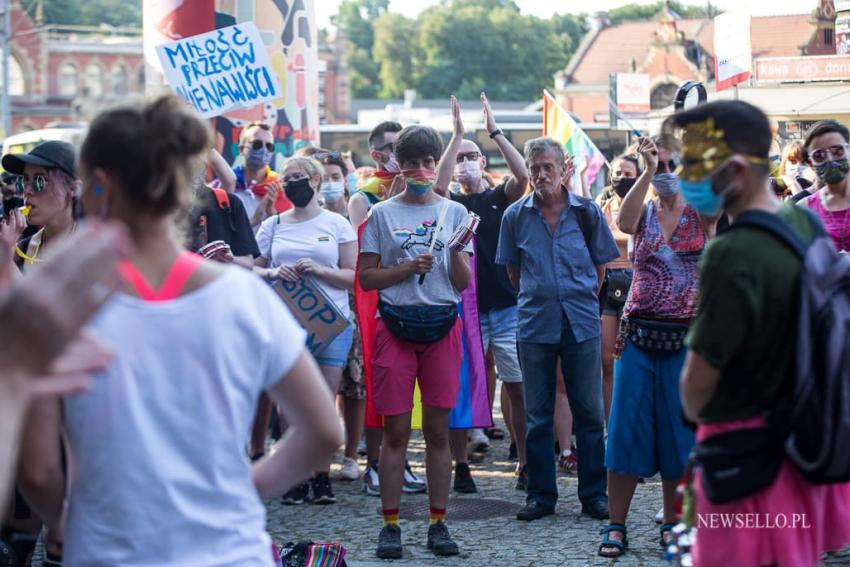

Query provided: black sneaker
[508,441,517,461]
[581,499,610,520]
[311,473,336,504]
[376,524,403,559]
[516,501,555,521]
[515,465,528,492]
[427,521,459,556]
[281,482,309,505]
[453,462,477,494]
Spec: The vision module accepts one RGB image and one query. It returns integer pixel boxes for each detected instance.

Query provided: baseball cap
[1,140,77,178]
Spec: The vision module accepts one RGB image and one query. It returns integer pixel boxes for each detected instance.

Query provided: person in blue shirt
[497,137,619,522]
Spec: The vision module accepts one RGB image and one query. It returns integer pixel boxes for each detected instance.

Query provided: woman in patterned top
[598,135,712,559]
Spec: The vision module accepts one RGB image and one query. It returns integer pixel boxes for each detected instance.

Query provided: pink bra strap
[118,252,203,301]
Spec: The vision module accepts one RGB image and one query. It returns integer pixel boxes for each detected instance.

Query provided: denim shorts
[479,305,522,383]
[314,324,354,368]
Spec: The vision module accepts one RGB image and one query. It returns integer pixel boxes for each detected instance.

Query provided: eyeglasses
[16,174,47,193]
[314,150,341,161]
[251,140,275,152]
[374,142,394,154]
[456,152,481,163]
[809,144,848,166]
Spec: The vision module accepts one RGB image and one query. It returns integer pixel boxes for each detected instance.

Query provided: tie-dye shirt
[623,200,705,322]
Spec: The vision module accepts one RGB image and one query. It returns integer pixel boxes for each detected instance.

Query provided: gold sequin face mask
[675,117,768,182]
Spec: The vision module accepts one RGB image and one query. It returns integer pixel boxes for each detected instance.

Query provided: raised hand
[451,95,464,139]
[636,137,659,172]
[481,92,497,134]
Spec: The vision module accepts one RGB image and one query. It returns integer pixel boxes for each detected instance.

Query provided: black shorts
[599,268,633,319]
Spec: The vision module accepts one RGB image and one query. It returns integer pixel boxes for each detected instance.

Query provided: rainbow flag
[356,223,491,430]
[543,90,607,190]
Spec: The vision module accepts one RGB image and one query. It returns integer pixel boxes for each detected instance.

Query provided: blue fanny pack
[378,302,457,344]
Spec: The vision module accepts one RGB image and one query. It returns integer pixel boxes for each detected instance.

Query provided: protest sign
[155,22,282,118]
[714,11,752,92]
[271,276,349,355]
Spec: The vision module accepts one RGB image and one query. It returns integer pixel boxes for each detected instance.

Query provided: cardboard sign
[271,276,349,355]
[155,22,282,118]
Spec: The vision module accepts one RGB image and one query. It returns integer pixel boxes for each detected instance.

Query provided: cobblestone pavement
[265,394,850,567]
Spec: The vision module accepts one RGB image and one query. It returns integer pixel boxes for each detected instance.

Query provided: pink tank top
[118,252,203,301]
[807,193,850,252]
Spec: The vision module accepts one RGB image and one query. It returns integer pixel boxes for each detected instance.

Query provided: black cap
[2,140,77,178]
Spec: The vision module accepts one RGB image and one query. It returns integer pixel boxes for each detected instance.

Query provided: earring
[94,185,103,195]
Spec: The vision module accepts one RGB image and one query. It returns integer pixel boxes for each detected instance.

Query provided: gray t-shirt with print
[360,195,472,307]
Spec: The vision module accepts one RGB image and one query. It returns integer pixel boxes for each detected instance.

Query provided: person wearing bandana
[348,121,403,228]
[232,121,291,228]
[799,120,850,252]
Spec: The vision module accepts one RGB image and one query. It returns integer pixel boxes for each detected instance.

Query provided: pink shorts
[371,318,463,416]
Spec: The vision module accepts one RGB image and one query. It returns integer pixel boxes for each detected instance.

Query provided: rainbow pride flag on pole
[543,89,608,190]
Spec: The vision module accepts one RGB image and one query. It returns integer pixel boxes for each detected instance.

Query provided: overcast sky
[316,0,815,29]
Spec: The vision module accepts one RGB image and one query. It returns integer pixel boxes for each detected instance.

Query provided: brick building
[3,0,144,134]
[555,1,839,124]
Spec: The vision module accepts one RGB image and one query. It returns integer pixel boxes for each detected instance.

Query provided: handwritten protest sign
[155,22,282,118]
[271,276,349,355]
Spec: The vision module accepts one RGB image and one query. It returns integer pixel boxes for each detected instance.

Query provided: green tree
[609,1,720,25]
[372,13,417,98]
[22,0,142,27]
[332,0,389,98]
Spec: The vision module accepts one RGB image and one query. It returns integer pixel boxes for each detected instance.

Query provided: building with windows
[2,0,144,134]
[555,1,840,125]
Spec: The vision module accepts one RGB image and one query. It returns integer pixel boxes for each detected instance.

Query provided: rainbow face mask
[403,168,436,197]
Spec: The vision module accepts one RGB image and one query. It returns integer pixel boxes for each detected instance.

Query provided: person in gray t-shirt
[358,99,472,560]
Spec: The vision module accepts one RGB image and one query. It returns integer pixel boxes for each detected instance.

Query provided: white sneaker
[339,457,360,481]
[402,462,427,494]
[469,428,490,453]
[655,506,664,524]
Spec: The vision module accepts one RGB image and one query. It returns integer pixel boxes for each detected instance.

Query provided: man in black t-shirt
[187,181,259,268]
[436,93,530,491]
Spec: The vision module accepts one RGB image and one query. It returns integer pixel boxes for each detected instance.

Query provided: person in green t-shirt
[671,100,850,567]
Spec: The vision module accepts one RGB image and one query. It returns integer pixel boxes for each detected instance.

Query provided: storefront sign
[755,55,850,83]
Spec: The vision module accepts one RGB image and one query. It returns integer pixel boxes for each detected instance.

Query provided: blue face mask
[321,181,345,203]
[680,176,724,216]
[246,148,272,169]
[347,173,359,192]
[652,172,680,197]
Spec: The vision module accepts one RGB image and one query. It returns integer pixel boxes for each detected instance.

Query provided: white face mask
[321,180,345,203]
[785,163,800,177]
[454,159,482,187]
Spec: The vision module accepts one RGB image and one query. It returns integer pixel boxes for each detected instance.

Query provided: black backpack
[728,209,850,484]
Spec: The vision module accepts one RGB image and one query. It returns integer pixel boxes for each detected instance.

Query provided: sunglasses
[374,142,394,154]
[16,174,47,193]
[250,140,275,152]
[657,158,679,173]
[809,144,848,166]
[456,152,481,163]
[314,150,341,160]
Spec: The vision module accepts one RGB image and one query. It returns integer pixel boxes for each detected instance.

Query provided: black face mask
[611,177,636,198]
[284,177,315,208]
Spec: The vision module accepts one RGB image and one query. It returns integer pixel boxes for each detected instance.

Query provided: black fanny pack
[694,426,784,504]
[600,269,633,313]
[378,302,458,344]
[628,318,688,353]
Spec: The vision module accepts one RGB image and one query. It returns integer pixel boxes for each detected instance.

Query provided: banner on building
[143,0,320,163]
[755,55,850,83]
[714,11,752,91]
[156,23,282,118]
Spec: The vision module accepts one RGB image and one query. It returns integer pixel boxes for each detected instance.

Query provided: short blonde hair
[280,156,323,190]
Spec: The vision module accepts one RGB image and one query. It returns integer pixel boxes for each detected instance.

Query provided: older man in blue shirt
[497,137,618,522]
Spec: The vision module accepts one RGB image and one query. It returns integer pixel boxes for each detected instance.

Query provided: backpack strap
[726,210,810,259]
[573,195,595,251]
[210,187,231,210]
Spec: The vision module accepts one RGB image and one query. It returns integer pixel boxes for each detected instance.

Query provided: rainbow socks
[382,508,399,526]
[429,507,446,525]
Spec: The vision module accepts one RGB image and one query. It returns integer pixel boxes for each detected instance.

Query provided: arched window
[84,63,104,98]
[0,54,25,96]
[59,62,78,97]
[111,63,128,96]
